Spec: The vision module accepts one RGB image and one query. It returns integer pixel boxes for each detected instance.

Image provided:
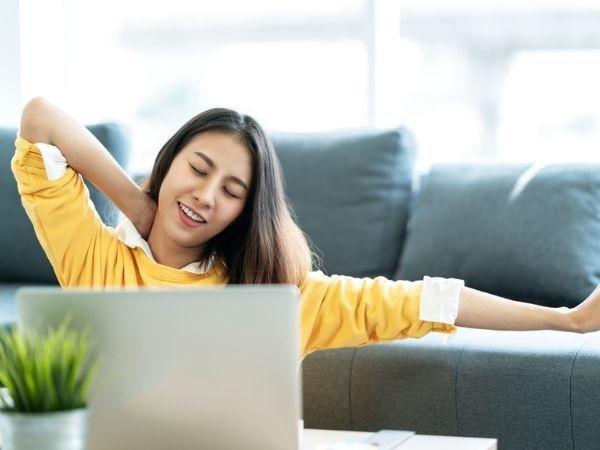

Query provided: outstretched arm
[19,97,156,238]
[454,285,600,333]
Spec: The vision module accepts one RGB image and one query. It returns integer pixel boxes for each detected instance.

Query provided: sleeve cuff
[419,276,464,325]
[26,140,68,181]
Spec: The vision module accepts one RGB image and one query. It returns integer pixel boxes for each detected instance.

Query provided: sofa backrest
[397,163,600,307]
[271,127,417,279]
[0,123,130,284]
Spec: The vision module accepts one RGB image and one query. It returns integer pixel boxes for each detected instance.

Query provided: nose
[192,182,217,211]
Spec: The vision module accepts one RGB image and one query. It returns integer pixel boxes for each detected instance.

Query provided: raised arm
[19,97,156,238]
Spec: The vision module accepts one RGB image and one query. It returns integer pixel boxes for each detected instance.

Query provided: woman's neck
[147,224,203,269]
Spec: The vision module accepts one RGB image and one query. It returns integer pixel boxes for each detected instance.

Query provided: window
[17,0,600,174]
[40,0,368,174]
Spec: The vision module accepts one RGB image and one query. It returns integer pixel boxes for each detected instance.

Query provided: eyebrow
[193,151,249,191]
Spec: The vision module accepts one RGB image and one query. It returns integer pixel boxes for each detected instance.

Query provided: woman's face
[152,130,253,256]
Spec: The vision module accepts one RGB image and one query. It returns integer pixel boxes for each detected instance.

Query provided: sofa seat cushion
[301,328,600,449]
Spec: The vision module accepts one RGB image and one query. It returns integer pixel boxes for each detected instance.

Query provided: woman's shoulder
[299,269,334,291]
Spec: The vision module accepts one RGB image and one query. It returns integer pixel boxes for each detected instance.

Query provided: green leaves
[0,314,99,413]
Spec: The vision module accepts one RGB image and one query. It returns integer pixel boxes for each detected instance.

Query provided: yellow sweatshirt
[11,134,456,360]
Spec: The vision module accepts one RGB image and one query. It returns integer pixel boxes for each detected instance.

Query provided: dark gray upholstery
[571,336,600,448]
[396,164,600,308]
[302,328,600,450]
[271,128,416,279]
[0,123,130,284]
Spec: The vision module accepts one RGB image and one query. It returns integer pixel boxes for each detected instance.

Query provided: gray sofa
[274,129,600,450]
[3,124,600,449]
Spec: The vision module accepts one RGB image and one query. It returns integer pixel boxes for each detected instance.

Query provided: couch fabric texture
[302,328,600,450]
[397,164,600,308]
[271,127,416,279]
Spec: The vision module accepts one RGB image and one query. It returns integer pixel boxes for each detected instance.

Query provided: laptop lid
[16,285,301,450]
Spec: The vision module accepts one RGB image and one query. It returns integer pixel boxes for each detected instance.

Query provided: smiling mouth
[178,202,207,225]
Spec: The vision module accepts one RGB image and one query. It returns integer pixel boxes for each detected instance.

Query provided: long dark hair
[144,108,316,286]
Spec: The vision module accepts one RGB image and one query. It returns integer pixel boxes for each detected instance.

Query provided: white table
[303,428,497,450]
[0,425,497,449]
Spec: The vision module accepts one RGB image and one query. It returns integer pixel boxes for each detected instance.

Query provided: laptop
[16,285,302,450]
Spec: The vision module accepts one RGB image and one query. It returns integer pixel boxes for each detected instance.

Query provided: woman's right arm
[298,271,457,359]
[19,97,156,238]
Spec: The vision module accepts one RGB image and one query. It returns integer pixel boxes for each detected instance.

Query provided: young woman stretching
[11,97,600,361]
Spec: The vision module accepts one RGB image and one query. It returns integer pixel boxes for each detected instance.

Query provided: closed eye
[189,164,239,199]
[190,164,207,177]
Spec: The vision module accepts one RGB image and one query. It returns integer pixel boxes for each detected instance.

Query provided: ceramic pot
[0,408,89,450]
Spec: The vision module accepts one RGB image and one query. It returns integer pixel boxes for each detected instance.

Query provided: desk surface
[303,429,497,450]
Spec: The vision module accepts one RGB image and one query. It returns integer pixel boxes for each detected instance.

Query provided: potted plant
[0,315,100,450]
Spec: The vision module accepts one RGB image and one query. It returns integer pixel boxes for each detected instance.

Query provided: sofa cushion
[396,163,600,308]
[301,328,599,449]
[272,127,416,279]
[0,123,130,284]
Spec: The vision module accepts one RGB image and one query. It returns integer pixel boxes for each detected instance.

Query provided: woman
[11,97,600,361]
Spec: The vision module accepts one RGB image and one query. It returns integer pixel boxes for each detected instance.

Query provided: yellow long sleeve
[299,270,456,359]
[11,134,121,287]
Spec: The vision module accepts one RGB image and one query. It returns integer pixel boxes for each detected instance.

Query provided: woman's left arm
[454,286,600,333]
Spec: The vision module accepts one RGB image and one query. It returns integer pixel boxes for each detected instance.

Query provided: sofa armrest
[301,328,600,449]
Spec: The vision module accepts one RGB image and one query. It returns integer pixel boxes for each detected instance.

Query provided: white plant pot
[0,408,89,450]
